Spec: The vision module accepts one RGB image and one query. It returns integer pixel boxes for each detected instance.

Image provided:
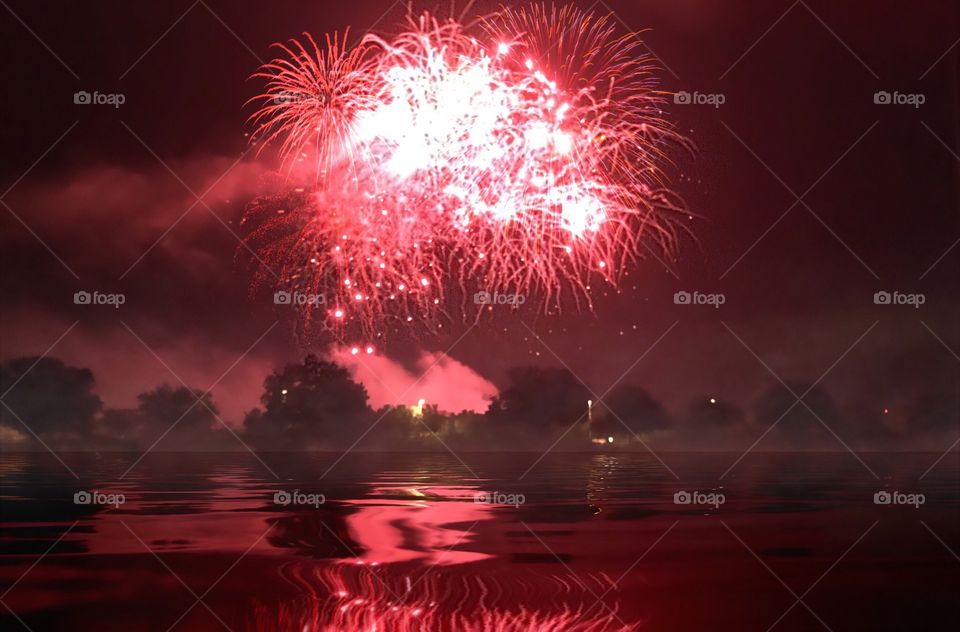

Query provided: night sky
[1,0,958,433]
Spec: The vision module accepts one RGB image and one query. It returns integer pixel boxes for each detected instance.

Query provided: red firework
[242,4,685,342]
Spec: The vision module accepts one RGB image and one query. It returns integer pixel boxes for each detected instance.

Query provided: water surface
[1,452,957,630]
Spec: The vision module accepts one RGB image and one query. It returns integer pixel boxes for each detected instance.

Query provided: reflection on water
[254,472,637,628]
[0,452,957,630]
[254,563,634,631]
[340,477,492,565]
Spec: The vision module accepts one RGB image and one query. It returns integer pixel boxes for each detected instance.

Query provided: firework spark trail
[242,4,686,342]
[238,175,447,341]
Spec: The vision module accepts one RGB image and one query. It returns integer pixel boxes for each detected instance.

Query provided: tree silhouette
[593,384,669,442]
[487,366,591,429]
[0,357,102,447]
[244,355,371,449]
[134,384,227,450]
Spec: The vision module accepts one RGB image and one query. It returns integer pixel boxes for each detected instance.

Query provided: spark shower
[242,3,686,342]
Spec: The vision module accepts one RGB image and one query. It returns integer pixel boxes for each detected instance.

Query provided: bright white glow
[350,37,609,238]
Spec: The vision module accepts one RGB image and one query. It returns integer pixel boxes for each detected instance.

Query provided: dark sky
[1,0,958,427]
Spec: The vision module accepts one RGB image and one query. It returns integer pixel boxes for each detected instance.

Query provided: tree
[481,367,592,449]
[487,367,591,428]
[133,384,227,450]
[595,385,670,440]
[0,357,102,447]
[244,355,371,450]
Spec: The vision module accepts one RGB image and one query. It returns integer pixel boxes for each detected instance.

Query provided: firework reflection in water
[253,562,638,631]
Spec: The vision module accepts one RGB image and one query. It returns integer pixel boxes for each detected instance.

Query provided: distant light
[497,42,510,55]
[365,346,374,354]
[411,398,426,417]
[709,398,716,404]
[281,388,288,395]
[607,436,614,443]
[883,407,890,414]
[351,347,359,355]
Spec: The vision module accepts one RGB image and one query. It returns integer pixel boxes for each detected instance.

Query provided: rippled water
[1,452,957,630]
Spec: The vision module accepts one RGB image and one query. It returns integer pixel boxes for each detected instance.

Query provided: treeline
[0,355,955,451]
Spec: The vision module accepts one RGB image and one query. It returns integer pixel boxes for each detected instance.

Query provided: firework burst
[243,4,686,341]
[248,30,381,181]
